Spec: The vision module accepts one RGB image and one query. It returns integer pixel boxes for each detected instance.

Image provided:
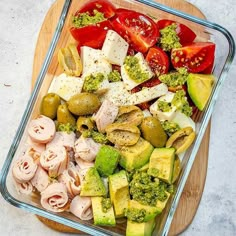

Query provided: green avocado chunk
[118,138,154,172]
[126,218,156,236]
[187,73,215,111]
[109,170,130,217]
[80,167,106,196]
[126,200,161,223]
[91,197,116,226]
[148,148,175,184]
[95,145,121,177]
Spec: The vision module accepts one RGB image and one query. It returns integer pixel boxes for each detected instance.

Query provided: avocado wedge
[187,73,215,111]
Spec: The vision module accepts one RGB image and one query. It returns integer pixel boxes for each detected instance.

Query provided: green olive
[76,116,94,132]
[57,103,76,126]
[40,93,60,119]
[140,116,167,147]
[67,93,101,116]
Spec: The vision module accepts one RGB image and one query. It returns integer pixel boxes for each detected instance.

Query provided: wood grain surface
[32,0,210,235]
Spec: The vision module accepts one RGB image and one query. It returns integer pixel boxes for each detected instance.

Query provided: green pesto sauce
[159,68,189,87]
[124,56,149,83]
[172,90,192,117]
[125,208,147,223]
[129,171,168,206]
[157,101,172,112]
[82,130,108,144]
[72,10,105,28]
[159,24,182,51]
[108,70,122,82]
[58,123,76,133]
[83,73,105,93]
[161,121,180,136]
[101,198,112,213]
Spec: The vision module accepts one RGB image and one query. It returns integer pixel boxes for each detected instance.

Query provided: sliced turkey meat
[40,146,69,178]
[93,99,119,133]
[70,195,93,220]
[41,182,69,213]
[12,155,38,183]
[28,115,55,143]
[14,181,33,195]
[74,136,101,162]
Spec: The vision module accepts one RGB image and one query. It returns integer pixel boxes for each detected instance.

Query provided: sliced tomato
[145,47,170,76]
[201,60,214,74]
[110,8,159,53]
[171,42,215,73]
[157,19,196,45]
[76,0,116,18]
[70,20,113,49]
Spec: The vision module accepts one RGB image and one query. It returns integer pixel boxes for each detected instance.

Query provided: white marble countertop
[0,0,235,235]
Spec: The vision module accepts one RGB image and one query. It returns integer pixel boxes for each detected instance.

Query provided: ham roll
[74,136,101,162]
[12,155,38,183]
[41,182,69,213]
[14,181,33,195]
[31,165,50,192]
[46,131,75,151]
[70,196,93,220]
[93,99,119,133]
[59,163,82,198]
[40,146,69,178]
[28,115,55,143]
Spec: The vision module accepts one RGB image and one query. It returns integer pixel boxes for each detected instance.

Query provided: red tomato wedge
[157,19,196,45]
[145,47,170,76]
[76,0,116,18]
[70,20,113,49]
[171,42,215,73]
[110,8,160,53]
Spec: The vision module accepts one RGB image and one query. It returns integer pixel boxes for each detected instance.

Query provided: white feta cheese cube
[48,73,84,101]
[121,52,154,90]
[172,111,196,131]
[102,30,129,66]
[150,92,176,121]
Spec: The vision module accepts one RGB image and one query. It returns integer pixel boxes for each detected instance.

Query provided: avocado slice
[187,73,215,111]
[118,138,154,171]
[109,170,130,217]
[126,218,156,236]
[126,200,161,222]
[148,148,175,184]
[95,145,121,177]
[91,197,116,226]
[80,167,106,196]
[156,191,170,212]
[172,155,181,183]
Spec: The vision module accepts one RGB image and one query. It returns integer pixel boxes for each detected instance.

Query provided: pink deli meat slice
[30,165,50,192]
[12,155,38,183]
[14,181,33,195]
[41,182,69,213]
[40,146,69,178]
[74,136,101,162]
[93,99,119,133]
[28,115,56,143]
[46,131,76,151]
[70,195,93,220]
[58,163,82,198]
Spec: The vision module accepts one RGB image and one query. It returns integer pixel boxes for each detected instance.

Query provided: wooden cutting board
[32,0,210,235]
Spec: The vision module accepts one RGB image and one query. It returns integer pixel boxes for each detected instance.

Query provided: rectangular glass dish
[0,0,235,235]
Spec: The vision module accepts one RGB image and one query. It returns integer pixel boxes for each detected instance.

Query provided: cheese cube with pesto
[102,30,129,66]
[48,73,84,101]
[150,92,177,121]
[121,52,154,90]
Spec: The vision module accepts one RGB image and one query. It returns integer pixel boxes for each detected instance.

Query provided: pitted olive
[57,103,76,126]
[76,116,94,133]
[67,93,101,116]
[140,116,167,147]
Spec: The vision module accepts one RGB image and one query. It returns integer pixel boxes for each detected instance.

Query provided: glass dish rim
[0,0,235,235]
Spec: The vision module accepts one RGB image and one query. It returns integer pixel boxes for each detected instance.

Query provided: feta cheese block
[150,92,177,121]
[102,30,129,66]
[48,73,84,101]
[172,110,196,131]
[80,46,105,74]
[129,83,168,105]
[121,52,154,90]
